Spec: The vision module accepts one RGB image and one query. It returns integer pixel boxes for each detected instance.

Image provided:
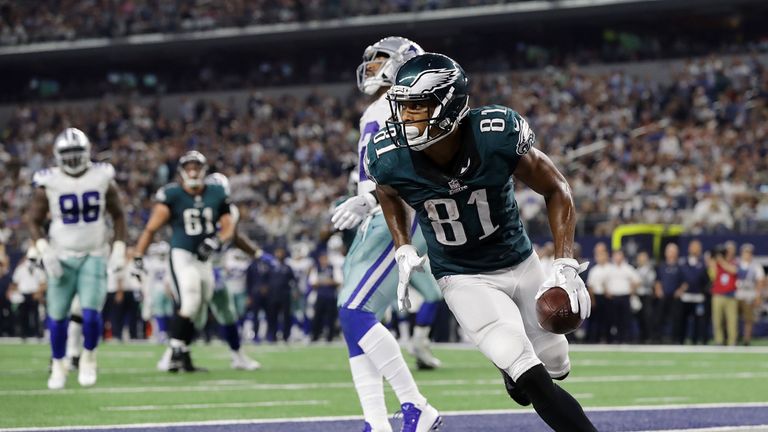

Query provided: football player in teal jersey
[367,53,596,432]
[133,150,234,372]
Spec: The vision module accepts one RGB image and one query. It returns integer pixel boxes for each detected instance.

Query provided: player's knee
[476,320,529,371]
[537,338,571,379]
[339,308,378,357]
[81,308,100,325]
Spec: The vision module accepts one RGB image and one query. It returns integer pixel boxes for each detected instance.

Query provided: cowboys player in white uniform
[144,241,174,344]
[331,37,441,432]
[28,128,127,389]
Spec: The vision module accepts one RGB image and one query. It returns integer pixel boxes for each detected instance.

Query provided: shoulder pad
[365,128,402,185]
[31,168,55,188]
[155,183,180,204]
[93,162,116,180]
[470,106,536,166]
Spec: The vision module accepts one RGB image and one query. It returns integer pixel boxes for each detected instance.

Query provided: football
[536,287,583,334]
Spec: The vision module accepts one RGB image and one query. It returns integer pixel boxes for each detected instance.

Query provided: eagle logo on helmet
[409,68,460,94]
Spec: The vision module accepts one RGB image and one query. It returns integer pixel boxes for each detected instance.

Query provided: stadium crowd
[0,0,528,45]
[0,52,767,344]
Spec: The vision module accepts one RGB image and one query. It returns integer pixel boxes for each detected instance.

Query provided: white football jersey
[145,255,170,296]
[356,93,390,198]
[33,163,115,256]
[223,249,250,294]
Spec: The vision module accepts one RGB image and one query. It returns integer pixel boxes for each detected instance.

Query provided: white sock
[169,338,187,351]
[358,323,426,406]
[66,321,82,359]
[350,355,392,432]
[398,321,410,344]
[412,326,430,343]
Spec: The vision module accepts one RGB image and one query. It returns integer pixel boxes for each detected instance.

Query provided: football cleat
[169,347,207,373]
[410,338,441,370]
[78,350,97,387]
[156,347,172,371]
[68,355,80,372]
[362,422,372,432]
[398,402,442,432]
[48,358,68,390]
[499,368,531,406]
[230,350,261,371]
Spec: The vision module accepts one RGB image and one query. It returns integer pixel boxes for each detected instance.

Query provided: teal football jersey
[155,183,230,253]
[366,105,535,279]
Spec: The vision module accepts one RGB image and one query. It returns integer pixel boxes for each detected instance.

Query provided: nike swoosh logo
[460,158,471,174]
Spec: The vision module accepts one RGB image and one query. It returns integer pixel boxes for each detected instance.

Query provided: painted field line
[641,426,768,432]
[4,402,768,431]
[434,343,768,354]
[2,370,767,397]
[101,400,328,412]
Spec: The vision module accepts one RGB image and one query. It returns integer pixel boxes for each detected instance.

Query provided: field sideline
[1,341,767,431]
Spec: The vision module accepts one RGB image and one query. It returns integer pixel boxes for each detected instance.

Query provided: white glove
[130,257,146,283]
[536,258,591,320]
[331,193,377,231]
[36,238,63,278]
[395,245,426,312]
[109,241,126,274]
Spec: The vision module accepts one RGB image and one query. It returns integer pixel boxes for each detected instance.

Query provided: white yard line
[3,402,768,431]
[101,400,328,412]
[2,371,767,397]
[640,426,768,432]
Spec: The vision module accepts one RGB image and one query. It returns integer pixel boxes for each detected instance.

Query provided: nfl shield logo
[448,178,466,195]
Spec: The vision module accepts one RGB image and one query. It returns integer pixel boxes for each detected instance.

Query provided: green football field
[1,340,767,429]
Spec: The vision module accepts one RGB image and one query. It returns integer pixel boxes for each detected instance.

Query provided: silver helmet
[178,150,208,189]
[53,128,92,176]
[356,36,424,95]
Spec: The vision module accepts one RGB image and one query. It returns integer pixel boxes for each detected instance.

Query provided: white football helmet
[178,150,208,189]
[53,128,92,176]
[356,36,424,95]
[206,172,231,195]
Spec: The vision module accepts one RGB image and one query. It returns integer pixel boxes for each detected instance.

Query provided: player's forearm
[543,183,576,259]
[106,183,127,242]
[111,212,127,243]
[233,230,260,257]
[134,229,155,257]
[377,185,411,248]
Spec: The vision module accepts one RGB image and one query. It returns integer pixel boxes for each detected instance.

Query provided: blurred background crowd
[0,0,767,345]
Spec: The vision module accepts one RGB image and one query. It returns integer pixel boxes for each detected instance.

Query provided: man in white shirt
[603,250,641,343]
[586,243,610,343]
[634,251,656,343]
[9,251,47,339]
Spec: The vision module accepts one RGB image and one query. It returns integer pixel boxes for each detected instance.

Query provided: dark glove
[197,237,222,262]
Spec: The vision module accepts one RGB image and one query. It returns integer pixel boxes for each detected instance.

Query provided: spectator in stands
[603,249,640,343]
[262,247,296,343]
[709,241,739,346]
[654,243,686,344]
[633,251,656,343]
[308,252,341,343]
[735,244,765,346]
[687,195,735,234]
[7,250,46,339]
[678,240,709,345]
[586,243,610,343]
[0,243,11,336]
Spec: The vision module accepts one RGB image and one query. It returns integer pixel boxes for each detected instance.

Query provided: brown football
[536,287,583,334]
